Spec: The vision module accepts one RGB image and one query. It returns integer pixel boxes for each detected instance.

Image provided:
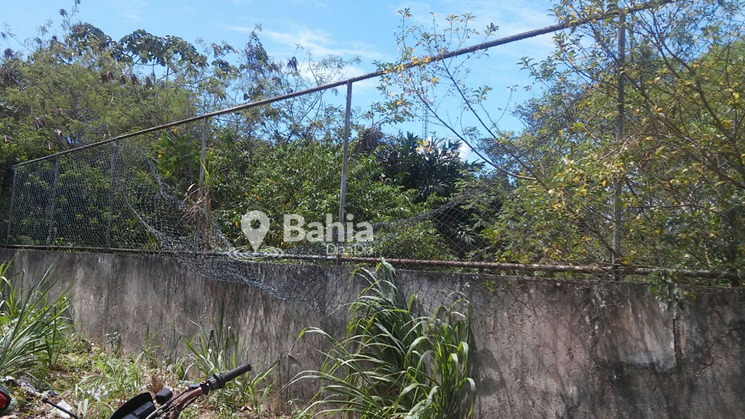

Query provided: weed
[105,331,122,355]
[294,259,476,418]
[183,307,279,414]
[0,259,72,378]
[83,352,144,403]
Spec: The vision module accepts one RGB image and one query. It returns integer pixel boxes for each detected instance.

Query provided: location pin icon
[241,210,270,251]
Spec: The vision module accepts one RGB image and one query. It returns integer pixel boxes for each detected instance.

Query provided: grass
[184,306,281,416]
[1,328,290,419]
[293,259,476,419]
[0,259,71,378]
[0,259,288,419]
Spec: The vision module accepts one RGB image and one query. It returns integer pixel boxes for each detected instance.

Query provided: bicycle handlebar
[139,361,253,419]
[205,362,252,392]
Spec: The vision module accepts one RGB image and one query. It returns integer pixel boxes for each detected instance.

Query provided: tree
[0,7,363,251]
[209,139,424,250]
[517,0,745,281]
[378,1,745,283]
[376,131,481,202]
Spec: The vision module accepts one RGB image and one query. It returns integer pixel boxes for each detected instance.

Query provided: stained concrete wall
[1,249,743,418]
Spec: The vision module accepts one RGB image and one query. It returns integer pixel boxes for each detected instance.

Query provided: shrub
[0,259,71,378]
[183,307,278,414]
[295,260,475,418]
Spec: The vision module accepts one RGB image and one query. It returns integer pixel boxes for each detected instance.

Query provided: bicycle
[7,361,252,419]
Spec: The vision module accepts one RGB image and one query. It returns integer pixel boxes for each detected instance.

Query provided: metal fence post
[105,141,119,249]
[4,167,17,247]
[195,119,208,253]
[612,12,626,273]
[45,156,60,245]
[338,81,353,233]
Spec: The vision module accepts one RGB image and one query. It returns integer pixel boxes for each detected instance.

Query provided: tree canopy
[2,0,743,286]
[378,0,745,285]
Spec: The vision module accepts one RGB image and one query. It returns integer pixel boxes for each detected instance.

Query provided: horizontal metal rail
[4,243,734,280]
[13,0,669,168]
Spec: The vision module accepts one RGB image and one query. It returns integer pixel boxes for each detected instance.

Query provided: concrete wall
[1,249,743,418]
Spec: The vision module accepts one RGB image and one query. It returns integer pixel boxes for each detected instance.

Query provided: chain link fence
[3,2,735,317]
[4,118,502,262]
[3,111,519,314]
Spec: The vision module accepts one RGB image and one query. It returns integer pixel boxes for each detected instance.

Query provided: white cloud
[291,0,326,9]
[393,0,556,59]
[340,65,377,92]
[227,0,325,7]
[217,24,257,34]
[122,13,142,22]
[219,23,382,61]
[447,0,556,52]
[457,139,471,160]
[111,0,146,22]
[263,26,382,60]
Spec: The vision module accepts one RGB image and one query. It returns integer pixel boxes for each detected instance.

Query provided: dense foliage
[2,0,744,285]
[0,259,70,377]
[379,0,745,285]
[295,260,475,418]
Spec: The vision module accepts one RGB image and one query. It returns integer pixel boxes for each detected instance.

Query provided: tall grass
[294,260,475,418]
[0,259,71,377]
[183,307,278,413]
[184,305,244,377]
[80,352,145,406]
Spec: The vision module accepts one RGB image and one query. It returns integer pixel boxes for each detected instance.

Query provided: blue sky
[2,0,560,156]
